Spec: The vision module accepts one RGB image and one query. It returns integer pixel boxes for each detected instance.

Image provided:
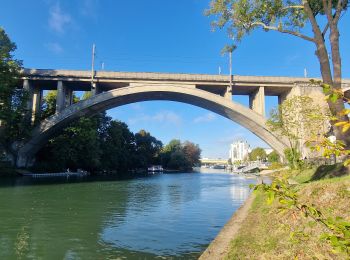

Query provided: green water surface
[0,171,256,259]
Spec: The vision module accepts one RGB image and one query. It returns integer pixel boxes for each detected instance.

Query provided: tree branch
[250,22,315,42]
[302,1,324,41]
[322,23,330,37]
[334,0,344,24]
[282,5,304,10]
[323,0,333,23]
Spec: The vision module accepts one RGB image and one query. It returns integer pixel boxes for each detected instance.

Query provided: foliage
[253,178,350,256]
[41,90,80,120]
[134,130,162,168]
[40,91,57,119]
[284,147,303,170]
[35,114,105,172]
[0,27,29,161]
[267,150,280,163]
[306,81,350,166]
[161,139,201,170]
[101,121,137,172]
[35,114,167,174]
[183,141,201,166]
[267,95,329,168]
[268,161,284,170]
[249,147,267,161]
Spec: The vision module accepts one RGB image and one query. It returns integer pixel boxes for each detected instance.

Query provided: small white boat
[147,165,163,172]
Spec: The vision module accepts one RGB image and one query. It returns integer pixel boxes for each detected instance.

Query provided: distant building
[229,141,250,163]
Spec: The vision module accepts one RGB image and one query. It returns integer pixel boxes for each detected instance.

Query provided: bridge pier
[56,81,73,113]
[23,79,42,124]
[91,82,101,95]
[249,86,265,116]
[224,86,232,100]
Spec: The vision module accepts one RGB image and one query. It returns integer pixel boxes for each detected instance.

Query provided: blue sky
[1,0,349,158]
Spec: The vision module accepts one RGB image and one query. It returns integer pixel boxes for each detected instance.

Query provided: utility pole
[91,43,96,88]
[229,51,233,97]
[229,51,233,86]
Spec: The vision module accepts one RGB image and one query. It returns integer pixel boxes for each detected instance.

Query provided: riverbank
[200,165,350,259]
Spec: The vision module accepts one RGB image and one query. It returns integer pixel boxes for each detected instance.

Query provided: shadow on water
[0,172,168,189]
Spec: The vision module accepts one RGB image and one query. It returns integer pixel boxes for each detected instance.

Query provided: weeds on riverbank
[227,166,350,259]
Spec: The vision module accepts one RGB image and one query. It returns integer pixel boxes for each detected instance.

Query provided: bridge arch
[17,84,288,167]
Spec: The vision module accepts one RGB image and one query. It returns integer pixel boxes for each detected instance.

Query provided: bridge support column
[65,88,73,107]
[24,79,42,124]
[91,82,100,95]
[56,81,66,113]
[225,86,232,100]
[249,86,265,116]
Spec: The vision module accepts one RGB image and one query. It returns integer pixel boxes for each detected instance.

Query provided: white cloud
[193,112,216,123]
[130,103,143,111]
[128,111,182,126]
[45,42,63,54]
[48,2,72,33]
[81,0,99,19]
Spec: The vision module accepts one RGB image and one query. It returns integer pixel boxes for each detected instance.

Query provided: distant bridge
[200,158,228,165]
[16,69,350,167]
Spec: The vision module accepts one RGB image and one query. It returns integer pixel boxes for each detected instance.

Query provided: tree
[101,121,137,172]
[0,27,29,162]
[134,130,163,168]
[249,147,267,161]
[206,0,349,145]
[41,90,80,120]
[35,115,104,172]
[267,95,328,168]
[41,90,57,119]
[267,150,280,163]
[183,141,201,167]
[160,139,201,170]
[161,139,182,168]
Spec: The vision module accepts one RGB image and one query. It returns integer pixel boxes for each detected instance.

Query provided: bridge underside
[17,85,288,167]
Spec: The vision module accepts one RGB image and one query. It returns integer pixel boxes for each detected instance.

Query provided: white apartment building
[229,140,250,162]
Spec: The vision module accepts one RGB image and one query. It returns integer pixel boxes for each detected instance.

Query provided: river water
[0,170,257,259]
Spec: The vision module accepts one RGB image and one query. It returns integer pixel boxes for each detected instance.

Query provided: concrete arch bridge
[16,69,350,167]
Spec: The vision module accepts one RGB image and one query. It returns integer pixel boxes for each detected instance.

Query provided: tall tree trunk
[328,21,350,147]
[303,0,349,146]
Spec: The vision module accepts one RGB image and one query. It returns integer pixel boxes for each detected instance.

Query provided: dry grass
[226,166,350,260]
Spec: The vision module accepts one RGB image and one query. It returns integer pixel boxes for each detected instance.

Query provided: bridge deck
[21,69,350,96]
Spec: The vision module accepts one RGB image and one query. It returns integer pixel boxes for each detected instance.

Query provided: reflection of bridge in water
[17,69,350,167]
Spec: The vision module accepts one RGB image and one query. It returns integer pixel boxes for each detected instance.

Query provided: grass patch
[227,166,350,259]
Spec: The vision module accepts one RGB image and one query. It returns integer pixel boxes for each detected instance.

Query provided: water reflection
[0,172,257,259]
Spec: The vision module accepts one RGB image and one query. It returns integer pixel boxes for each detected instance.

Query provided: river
[0,170,257,259]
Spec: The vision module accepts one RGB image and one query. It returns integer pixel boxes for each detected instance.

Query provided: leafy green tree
[183,141,201,167]
[267,150,280,163]
[267,95,328,167]
[134,130,162,168]
[101,121,136,172]
[35,115,104,171]
[0,27,29,162]
[206,0,349,145]
[161,139,201,170]
[41,90,80,120]
[41,90,57,119]
[249,147,267,161]
[161,139,182,168]
[168,149,187,170]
